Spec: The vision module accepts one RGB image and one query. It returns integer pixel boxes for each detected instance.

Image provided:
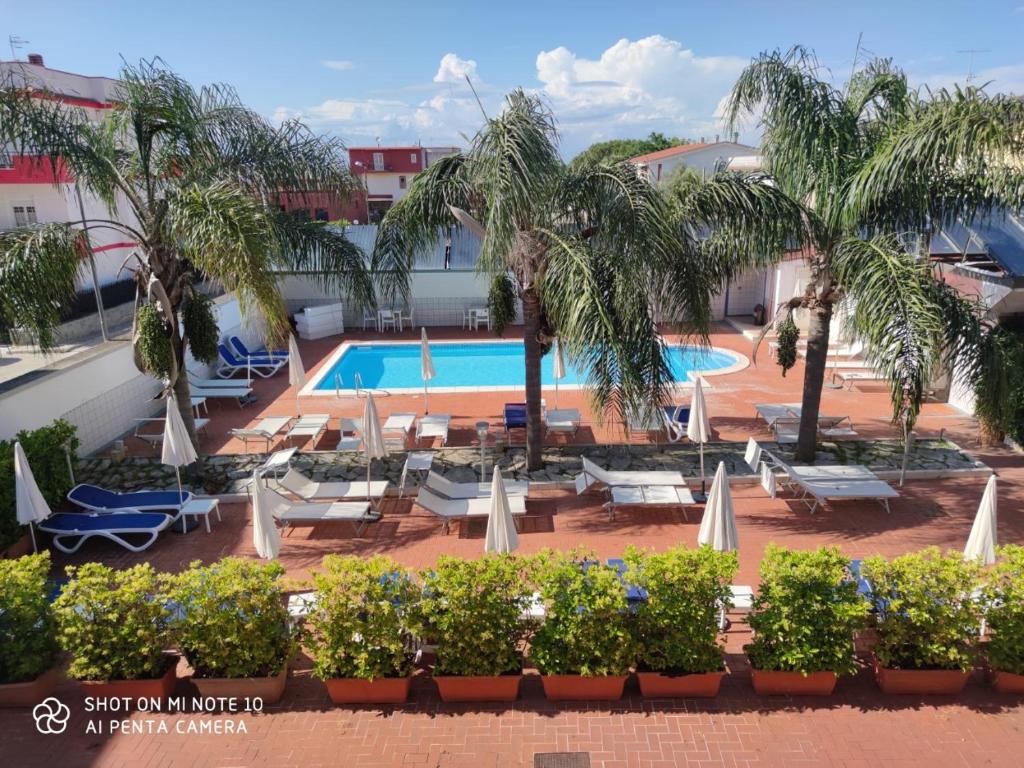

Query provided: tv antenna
[8,35,29,60]
[956,49,991,83]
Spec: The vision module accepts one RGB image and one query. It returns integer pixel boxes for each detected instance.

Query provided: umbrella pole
[693,443,707,503]
[424,382,429,415]
[175,466,188,533]
[28,523,37,553]
[367,458,374,512]
[555,379,559,409]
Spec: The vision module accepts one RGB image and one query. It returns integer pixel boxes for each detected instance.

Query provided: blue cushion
[69,484,188,510]
[42,512,169,532]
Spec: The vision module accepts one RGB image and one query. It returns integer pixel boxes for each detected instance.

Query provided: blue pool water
[314,341,738,391]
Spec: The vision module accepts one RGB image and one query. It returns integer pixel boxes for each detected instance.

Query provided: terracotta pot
[434,674,521,702]
[991,670,1024,694]
[751,669,837,696]
[190,664,288,704]
[1,534,33,560]
[873,662,969,695]
[636,670,724,698]
[324,676,410,705]
[0,667,60,708]
[541,674,628,701]
[79,659,178,703]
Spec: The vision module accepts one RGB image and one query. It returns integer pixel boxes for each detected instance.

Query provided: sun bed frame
[274,468,389,503]
[415,487,526,534]
[39,511,172,553]
[424,470,528,499]
[262,486,378,536]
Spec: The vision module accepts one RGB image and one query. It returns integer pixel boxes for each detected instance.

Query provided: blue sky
[5,1,1024,156]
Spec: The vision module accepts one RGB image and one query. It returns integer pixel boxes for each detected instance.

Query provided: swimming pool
[303,340,746,395]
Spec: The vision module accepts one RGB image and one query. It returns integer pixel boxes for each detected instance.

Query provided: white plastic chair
[362,309,379,331]
[379,310,399,332]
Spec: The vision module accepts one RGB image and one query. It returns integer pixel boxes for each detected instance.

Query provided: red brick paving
[4,324,1024,767]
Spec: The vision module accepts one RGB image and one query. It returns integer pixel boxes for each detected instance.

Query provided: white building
[629,139,760,184]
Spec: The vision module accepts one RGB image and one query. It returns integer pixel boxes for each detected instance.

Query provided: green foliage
[136,302,173,380]
[746,546,869,676]
[625,545,737,674]
[0,552,59,683]
[982,545,1024,674]
[775,314,800,377]
[863,548,982,671]
[307,555,421,681]
[180,289,219,365]
[487,272,517,337]
[0,420,78,551]
[420,555,533,677]
[53,562,171,681]
[974,325,1024,444]
[529,550,637,676]
[568,132,690,170]
[166,558,297,678]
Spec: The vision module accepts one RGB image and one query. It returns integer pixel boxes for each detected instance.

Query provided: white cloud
[322,60,355,71]
[433,53,478,84]
[910,63,1024,96]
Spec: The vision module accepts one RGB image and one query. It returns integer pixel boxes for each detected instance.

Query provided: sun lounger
[230,416,292,452]
[274,468,389,503]
[38,511,173,553]
[262,486,377,536]
[504,403,527,434]
[216,344,287,379]
[798,341,864,359]
[663,405,690,443]
[415,487,526,534]
[190,385,255,407]
[424,470,528,499]
[336,417,363,451]
[188,372,253,388]
[286,414,329,448]
[575,456,686,494]
[764,450,898,514]
[68,484,192,513]
[229,336,287,360]
[603,485,694,521]
[754,402,802,426]
[545,407,581,436]
[834,370,888,389]
[823,359,872,370]
[416,414,451,446]
[771,415,857,443]
[133,417,209,448]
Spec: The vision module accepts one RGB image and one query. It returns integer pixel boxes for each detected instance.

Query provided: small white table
[180,497,221,534]
[190,397,208,417]
[468,308,490,331]
[382,412,416,448]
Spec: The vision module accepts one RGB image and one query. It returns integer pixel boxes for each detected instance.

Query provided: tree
[569,132,689,171]
[375,90,801,470]
[726,47,1024,461]
[0,61,391,445]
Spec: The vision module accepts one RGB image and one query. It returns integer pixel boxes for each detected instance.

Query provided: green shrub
[625,545,737,675]
[746,546,869,676]
[53,562,171,681]
[775,314,800,376]
[487,272,517,337]
[0,420,79,551]
[0,552,59,683]
[180,289,220,365]
[136,302,173,379]
[307,555,421,681]
[420,555,532,677]
[167,558,296,678]
[529,550,637,676]
[864,547,982,671]
[983,545,1024,675]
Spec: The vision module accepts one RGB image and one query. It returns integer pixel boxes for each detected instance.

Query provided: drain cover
[534,753,590,768]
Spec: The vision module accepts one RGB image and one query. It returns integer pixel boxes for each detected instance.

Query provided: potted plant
[167,558,297,704]
[0,553,61,706]
[746,546,869,695]
[307,555,422,705]
[529,550,637,701]
[53,562,177,703]
[864,548,981,694]
[626,545,737,697]
[420,555,531,702]
[981,545,1024,693]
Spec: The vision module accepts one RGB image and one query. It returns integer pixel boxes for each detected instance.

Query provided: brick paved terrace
[4,323,1024,767]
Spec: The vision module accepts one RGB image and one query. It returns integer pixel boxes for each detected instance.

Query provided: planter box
[324,676,410,705]
[190,664,288,704]
[434,675,521,702]
[1,534,33,560]
[79,660,178,703]
[636,670,725,698]
[751,669,837,696]
[0,667,60,708]
[991,670,1024,694]
[541,674,628,701]
[873,662,969,695]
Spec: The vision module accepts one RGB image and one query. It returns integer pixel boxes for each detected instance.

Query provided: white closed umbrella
[162,393,198,531]
[288,333,307,414]
[485,468,519,554]
[362,393,388,509]
[14,442,52,552]
[420,327,436,414]
[687,377,711,500]
[964,474,997,565]
[698,462,738,552]
[251,470,281,559]
[552,338,565,408]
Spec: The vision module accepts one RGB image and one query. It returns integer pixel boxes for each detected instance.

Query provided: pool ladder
[335,371,364,398]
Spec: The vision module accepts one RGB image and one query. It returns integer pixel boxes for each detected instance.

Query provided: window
[410,153,418,164]
[399,176,407,189]
[372,152,384,171]
[13,205,37,227]
[0,149,12,169]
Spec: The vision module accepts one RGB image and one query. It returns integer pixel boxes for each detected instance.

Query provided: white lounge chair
[545,408,581,436]
[416,414,451,446]
[216,344,287,379]
[834,370,888,389]
[230,416,292,453]
[286,414,329,448]
[415,487,526,534]
[754,402,802,427]
[262,485,378,535]
[336,416,363,451]
[823,359,872,370]
[188,372,253,389]
[763,448,898,514]
[772,415,857,443]
[133,417,209,449]
[575,456,686,494]
[274,468,389,503]
[424,470,528,499]
[603,485,694,521]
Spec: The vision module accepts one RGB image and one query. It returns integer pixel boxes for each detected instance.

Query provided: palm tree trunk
[795,302,833,462]
[522,287,544,471]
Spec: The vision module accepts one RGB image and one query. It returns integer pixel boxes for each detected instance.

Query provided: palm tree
[374,90,802,470]
[0,60,393,445]
[726,47,1024,461]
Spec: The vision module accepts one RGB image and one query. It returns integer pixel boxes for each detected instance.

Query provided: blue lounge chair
[68,484,191,513]
[217,344,287,379]
[229,336,287,361]
[607,558,649,603]
[663,405,690,443]
[39,511,171,553]
[504,403,527,435]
